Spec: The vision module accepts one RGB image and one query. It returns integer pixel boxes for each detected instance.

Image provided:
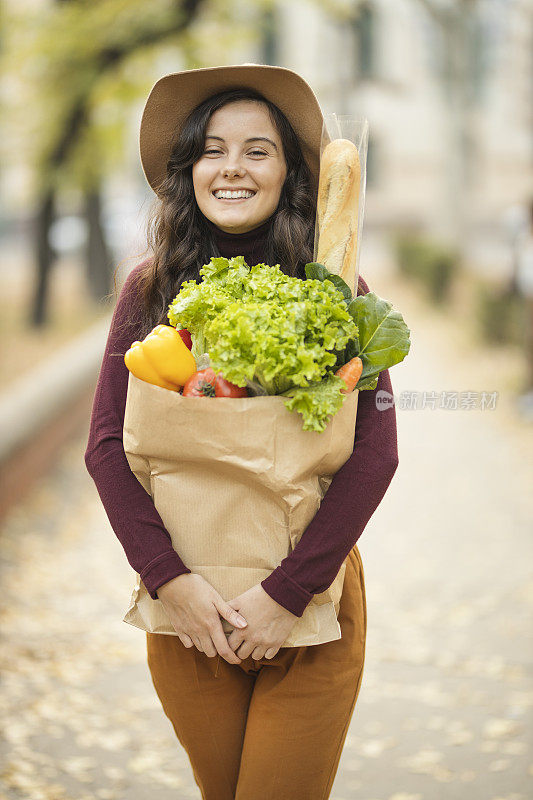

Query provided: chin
[211,215,258,233]
[219,222,254,234]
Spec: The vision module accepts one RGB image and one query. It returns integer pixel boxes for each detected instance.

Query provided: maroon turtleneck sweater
[84,217,399,617]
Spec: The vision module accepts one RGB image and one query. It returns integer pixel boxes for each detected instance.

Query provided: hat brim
[139,64,324,198]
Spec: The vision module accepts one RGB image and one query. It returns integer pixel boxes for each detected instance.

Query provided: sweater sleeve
[84,262,192,598]
[260,276,400,617]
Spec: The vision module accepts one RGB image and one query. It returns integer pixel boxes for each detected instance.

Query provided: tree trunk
[31,190,55,327]
[84,187,113,301]
[30,0,205,324]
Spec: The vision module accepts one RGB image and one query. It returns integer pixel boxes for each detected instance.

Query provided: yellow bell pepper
[124,324,196,391]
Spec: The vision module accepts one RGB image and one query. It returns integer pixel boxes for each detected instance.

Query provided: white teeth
[214,190,255,199]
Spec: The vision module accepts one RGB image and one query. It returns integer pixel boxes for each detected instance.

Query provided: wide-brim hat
[139,63,325,197]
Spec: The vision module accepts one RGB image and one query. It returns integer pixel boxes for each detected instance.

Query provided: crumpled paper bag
[122,372,358,647]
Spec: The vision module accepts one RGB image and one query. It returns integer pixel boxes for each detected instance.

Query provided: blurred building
[262,0,533,273]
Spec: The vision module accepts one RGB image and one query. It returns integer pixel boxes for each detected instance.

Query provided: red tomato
[181,368,248,398]
[182,368,216,397]
[214,374,248,398]
[177,328,192,350]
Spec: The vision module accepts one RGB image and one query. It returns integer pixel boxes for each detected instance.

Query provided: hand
[225,584,298,660]
[157,573,248,665]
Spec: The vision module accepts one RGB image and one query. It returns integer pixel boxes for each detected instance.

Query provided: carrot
[335,356,363,394]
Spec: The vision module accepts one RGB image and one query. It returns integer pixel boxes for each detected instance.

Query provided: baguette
[315,138,361,293]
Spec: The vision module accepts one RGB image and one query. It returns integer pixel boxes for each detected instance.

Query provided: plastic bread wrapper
[313,114,369,298]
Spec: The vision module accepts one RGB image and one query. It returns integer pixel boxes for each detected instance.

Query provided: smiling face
[192,100,288,234]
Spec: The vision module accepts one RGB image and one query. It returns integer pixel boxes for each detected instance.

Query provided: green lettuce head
[168,256,410,432]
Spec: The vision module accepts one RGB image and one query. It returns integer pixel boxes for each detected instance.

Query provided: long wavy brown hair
[116,87,320,342]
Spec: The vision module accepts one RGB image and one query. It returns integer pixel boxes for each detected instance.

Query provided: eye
[203,149,221,155]
[249,150,267,156]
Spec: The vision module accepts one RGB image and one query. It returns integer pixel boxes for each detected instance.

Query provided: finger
[216,601,248,630]
[264,647,278,659]
[191,635,203,652]
[251,647,266,660]
[178,634,194,648]
[199,633,217,658]
[211,625,243,665]
[226,631,246,652]
[235,640,255,660]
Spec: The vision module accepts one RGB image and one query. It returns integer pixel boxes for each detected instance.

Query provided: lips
[214,196,255,202]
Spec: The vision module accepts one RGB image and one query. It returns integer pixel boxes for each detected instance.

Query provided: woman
[85,64,399,799]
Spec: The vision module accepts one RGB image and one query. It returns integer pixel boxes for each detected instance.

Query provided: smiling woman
[192,100,287,234]
[84,63,397,800]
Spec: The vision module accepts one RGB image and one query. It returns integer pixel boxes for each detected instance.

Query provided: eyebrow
[205,135,278,151]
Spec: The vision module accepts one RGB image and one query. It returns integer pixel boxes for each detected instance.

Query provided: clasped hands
[224,583,297,661]
[157,573,298,665]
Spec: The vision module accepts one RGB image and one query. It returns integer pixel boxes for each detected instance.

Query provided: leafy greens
[167,256,410,432]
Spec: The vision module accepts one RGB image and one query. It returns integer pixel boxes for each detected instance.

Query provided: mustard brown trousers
[146,545,367,800]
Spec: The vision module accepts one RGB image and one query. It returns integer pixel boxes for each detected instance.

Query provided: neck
[204,215,273,263]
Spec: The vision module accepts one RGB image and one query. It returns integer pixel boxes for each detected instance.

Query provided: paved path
[0,260,531,800]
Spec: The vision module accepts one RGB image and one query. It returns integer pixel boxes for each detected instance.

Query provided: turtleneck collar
[204,214,273,264]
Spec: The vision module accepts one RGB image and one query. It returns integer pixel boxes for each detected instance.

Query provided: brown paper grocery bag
[122,372,358,647]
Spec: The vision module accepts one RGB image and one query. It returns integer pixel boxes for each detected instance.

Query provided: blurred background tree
[1,0,213,326]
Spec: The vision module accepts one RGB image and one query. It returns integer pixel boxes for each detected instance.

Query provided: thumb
[218,601,248,628]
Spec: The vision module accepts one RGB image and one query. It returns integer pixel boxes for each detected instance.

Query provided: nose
[221,154,245,179]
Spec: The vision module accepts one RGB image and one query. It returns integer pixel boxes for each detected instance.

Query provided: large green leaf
[346,292,411,389]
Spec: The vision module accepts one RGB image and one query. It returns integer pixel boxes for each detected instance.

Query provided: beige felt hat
[139,63,325,196]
